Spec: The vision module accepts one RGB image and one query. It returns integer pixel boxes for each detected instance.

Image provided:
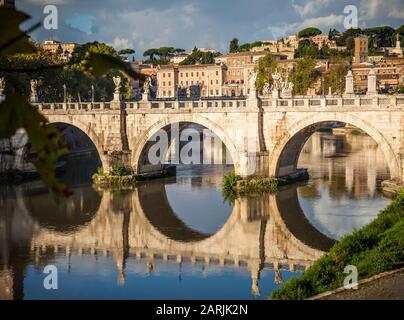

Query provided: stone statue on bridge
[281,75,294,97]
[248,71,258,99]
[30,79,38,103]
[263,81,273,96]
[248,71,257,91]
[0,77,4,103]
[113,76,121,94]
[0,77,4,96]
[143,76,151,95]
[271,69,282,98]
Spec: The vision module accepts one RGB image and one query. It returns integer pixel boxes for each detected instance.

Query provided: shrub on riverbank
[222,172,278,202]
[93,164,136,188]
[270,190,404,300]
[110,164,131,176]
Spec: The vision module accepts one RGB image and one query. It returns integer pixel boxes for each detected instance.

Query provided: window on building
[191,72,193,77]
[163,73,165,78]
[216,80,218,84]
[196,72,199,77]
[216,90,219,95]
[169,81,171,86]
[186,73,188,77]
[216,71,218,76]
[210,90,213,95]
[163,82,165,86]
[163,91,166,96]
[202,72,204,76]
[168,73,171,78]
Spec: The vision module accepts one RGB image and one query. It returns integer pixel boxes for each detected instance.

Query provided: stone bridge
[33,92,404,183]
[1,183,335,298]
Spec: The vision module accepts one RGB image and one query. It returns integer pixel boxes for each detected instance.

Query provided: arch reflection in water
[0,179,332,300]
[297,132,391,240]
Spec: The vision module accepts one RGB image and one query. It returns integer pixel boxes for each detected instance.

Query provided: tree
[295,39,319,58]
[179,47,216,65]
[323,57,350,94]
[229,38,239,53]
[56,44,63,58]
[143,48,158,61]
[298,27,322,38]
[395,25,404,47]
[118,48,135,59]
[118,48,135,55]
[328,28,341,40]
[365,26,395,48]
[255,53,278,94]
[290,57,319,95]
[143,47,185,64]
[0,7,142,197]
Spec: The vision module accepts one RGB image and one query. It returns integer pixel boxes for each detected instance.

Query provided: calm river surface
[0,132,391,300]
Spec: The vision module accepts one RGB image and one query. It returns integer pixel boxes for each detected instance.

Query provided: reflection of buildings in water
[299,132,390,199]
[0,185,334,299]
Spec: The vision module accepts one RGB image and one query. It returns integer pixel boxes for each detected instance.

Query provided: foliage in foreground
[0,7,141,197]
[270,190,404,300]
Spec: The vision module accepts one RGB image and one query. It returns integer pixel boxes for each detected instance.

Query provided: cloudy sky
[18,0,404,57]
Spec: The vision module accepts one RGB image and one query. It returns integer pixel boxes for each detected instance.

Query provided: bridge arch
[269,112,401,180]
[45,116,107,170]
[131,114,240,173]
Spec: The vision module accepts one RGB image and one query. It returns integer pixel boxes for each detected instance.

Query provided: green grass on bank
[270,190,404,300]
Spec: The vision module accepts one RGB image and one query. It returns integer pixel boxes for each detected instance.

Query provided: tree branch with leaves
[0,7,142,198]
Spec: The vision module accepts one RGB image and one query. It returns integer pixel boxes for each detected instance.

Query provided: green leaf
[80,52,144,80]
[0,96,70,197]
[0,7,37,56]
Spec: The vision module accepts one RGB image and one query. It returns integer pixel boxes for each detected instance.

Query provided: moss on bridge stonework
[270,189,404,300]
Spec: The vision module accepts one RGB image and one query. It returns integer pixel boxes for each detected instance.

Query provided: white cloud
[292,0,332,17]
[388,9,404,19]
[359,0,404,20]
[110,37,133,51]
[299,14,344,29]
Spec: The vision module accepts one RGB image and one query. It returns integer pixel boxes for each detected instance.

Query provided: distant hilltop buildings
[352,34,403,94]
[40,40,77,61]
[15,17,404,97]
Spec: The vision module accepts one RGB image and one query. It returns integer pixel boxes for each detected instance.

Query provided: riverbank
[381,179,404,197]
[310,267,404,300]
[270,189,404,300]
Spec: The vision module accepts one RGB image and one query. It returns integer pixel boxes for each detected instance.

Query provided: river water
[0,132,391,300]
